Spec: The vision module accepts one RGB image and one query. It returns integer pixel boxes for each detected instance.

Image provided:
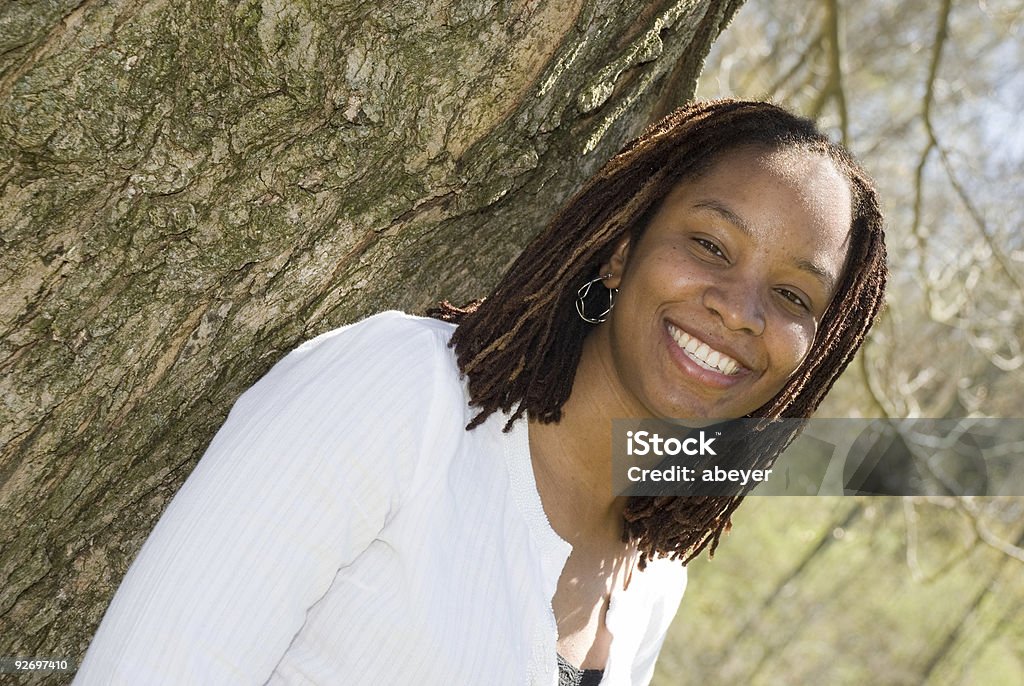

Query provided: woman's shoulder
[293,310,457,364]
[266,311,459,386]
[230,311,466,426]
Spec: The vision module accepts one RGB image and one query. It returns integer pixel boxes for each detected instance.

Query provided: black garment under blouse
[557,652,604,686]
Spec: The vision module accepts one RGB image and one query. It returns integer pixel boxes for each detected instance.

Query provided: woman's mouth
[666,323,743,376]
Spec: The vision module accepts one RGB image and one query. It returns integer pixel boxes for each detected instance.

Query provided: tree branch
[910,0,952,319]
[822,0,849,145]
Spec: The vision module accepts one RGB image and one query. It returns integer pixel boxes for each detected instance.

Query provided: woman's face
[592,145,853,420]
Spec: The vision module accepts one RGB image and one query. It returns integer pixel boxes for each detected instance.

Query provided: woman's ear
[599,235,631,289]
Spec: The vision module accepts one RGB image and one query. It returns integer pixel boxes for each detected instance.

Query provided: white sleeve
[73,311,458,685]
[631,561,688,685]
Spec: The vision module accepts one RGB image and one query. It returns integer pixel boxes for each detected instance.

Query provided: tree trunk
[0,0,742,678]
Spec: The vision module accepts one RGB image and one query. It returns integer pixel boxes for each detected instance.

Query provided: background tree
[655,1,1024,683]
[0,0,746,681]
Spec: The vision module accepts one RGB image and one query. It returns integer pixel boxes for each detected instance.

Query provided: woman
[74,100,886,685]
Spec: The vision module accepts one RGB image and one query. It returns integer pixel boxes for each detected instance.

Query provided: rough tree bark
[0,0,743,679]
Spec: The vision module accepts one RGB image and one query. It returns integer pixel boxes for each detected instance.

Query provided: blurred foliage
[655,1,1024,683]
[656,497,1023,684]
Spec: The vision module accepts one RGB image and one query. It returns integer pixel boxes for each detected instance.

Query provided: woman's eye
[694,238,726,260]
[777,288,809,310]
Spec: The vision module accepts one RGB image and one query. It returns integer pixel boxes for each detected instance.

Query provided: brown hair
[429,99,887,567]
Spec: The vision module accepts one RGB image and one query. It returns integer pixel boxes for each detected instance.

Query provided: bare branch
[955,497,1024,563]
[910,0,953,318]
[858,313,903,418]
[903,496,923,581]
[904,497,981,584]
[934,143,1024,294]
[892,420,1024,564]
[760,31,824,100]
[823,0,849,145]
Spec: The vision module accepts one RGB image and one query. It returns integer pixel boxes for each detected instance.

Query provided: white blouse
[73,311,687,685]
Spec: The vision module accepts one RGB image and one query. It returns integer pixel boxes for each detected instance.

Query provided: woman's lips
[664,322,751,388]
[666,323,743,374]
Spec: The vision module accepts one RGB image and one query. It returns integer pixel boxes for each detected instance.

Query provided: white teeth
[667,324,742,376]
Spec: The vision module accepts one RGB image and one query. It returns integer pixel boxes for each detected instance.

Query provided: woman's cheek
[788,323,817,370]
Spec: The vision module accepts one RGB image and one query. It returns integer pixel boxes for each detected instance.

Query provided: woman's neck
[527,330,640,544]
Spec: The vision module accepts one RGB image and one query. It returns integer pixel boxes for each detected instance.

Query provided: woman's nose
[702,280,767,336]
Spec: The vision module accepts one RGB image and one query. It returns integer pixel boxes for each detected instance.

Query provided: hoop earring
[576,273,617,324]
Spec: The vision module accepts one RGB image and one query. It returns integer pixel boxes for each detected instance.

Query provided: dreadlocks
[428,99,887,569]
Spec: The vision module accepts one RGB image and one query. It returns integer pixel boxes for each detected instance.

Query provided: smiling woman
[595,145,854,421]
[74,100,886,685]
[437,100,886,570]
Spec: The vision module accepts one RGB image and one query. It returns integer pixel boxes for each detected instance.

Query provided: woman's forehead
[669,146,853,227]
[693,144,847,190]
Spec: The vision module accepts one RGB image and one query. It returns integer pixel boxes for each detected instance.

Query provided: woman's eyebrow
[795,258,837,294]
[694,199,837,294]
[694,200,752,235]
